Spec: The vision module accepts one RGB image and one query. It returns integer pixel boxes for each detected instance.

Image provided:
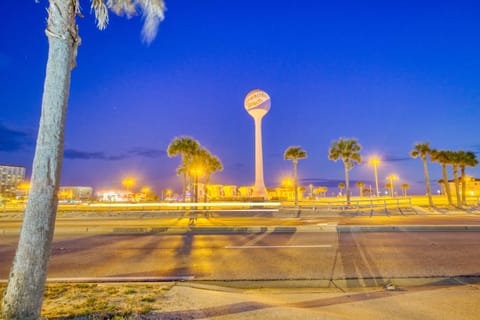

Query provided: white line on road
[225,244,332,249]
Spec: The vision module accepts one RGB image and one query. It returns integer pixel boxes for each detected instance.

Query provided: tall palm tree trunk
[2,1,78,318]
[452,165,461,207]
[461,166,467,206]
[182,172,187,203]
[293,160,298,206]
[344,165,350,205]
[423,159,434,207]
[441,164,453,206]
[204,176,210,202]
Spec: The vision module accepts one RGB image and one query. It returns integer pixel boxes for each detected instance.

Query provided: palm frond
[91,0,109,30]
[91,0,166,43]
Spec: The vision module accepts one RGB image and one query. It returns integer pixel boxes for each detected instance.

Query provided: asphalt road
[1,231,479,284]
[1,211,480,231]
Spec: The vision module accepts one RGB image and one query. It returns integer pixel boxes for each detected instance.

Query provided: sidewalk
[155,279,480,320]
[29,278,480,319]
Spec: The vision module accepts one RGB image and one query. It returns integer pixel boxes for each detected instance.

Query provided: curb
[336,225,480,232]
[2,276,478,289]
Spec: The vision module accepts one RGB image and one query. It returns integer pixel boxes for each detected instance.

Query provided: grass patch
[0,283,173,320]
[0,282,172,319]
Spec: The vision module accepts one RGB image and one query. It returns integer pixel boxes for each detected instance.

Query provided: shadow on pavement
[335,231,384,287]
[141,279,474,320]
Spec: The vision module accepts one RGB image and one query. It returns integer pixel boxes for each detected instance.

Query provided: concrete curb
[2,276,478,289]
[2,224,480,235]
[336,225,480,232]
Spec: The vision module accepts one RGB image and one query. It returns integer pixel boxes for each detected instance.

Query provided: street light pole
[369,157,380,197]
[387,175,398,197]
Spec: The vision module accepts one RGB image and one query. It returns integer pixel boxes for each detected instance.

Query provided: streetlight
[163,188,173,201]
[281,177,293,188]
[369,157,381,197]
[190,167,203,202]
[122,177,136,193]
[17,181,30,200]
[141,186,151,202]
[386,174,399,197]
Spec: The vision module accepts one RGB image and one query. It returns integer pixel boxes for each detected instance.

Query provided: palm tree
[167,136,200,202]
[449,151,462,207]
[2,1,166,318]
[356,181,365,197]
[410,143,434,207]
[328,138,362,205]
[284,146,307,206]
[458,151,478,205]
[431,150,453,206]
[385,183,392,195]
[189,148,223,202]
[203,154,223,202]
[401,183,410,197]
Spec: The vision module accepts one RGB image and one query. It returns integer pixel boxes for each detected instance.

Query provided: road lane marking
[225,244,332,249]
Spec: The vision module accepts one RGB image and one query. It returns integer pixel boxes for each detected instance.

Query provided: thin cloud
[383,155,412,162]
[128,147,165,158]
[64,149,127,160]
[0,123,33,151]
[64,147,165,160]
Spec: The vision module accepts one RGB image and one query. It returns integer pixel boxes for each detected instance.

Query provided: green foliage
[328,138,362,170]
[284,146,307,162]
[410,142,432,160]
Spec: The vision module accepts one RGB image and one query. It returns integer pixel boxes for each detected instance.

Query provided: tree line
[283,139,478,207]
[411,143,478,208]
[167,136,223,202]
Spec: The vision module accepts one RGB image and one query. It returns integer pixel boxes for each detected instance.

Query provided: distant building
[440,177,480,197]
[0,164,26,196]
[59,186,93,201]
[96,190,133,202]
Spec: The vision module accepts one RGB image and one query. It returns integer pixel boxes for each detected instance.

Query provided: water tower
[244,89,271,199]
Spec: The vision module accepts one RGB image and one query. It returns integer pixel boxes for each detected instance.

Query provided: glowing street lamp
[18,181,30,193]
[245,89,271,199]
[386,174,399,197]
[141,186,151,201]
[190,167,203,202]
[369,157,381,197]
[163,188,173,201]
[17,181,31,203]
[122,177,136,192]
[281,177,293,188]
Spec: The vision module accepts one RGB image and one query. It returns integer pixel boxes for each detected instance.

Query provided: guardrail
[285,198,414,214]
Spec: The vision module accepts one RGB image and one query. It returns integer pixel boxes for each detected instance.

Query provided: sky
[1,1,480,196]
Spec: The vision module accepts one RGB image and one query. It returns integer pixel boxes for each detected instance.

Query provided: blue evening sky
[1,1,479,195]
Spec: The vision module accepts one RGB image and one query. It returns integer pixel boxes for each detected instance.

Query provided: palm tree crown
[328,138,362,169]
[91,0,166,42]
[167,136,200,161]
[284,146,307,162]
[410,142,431,160]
